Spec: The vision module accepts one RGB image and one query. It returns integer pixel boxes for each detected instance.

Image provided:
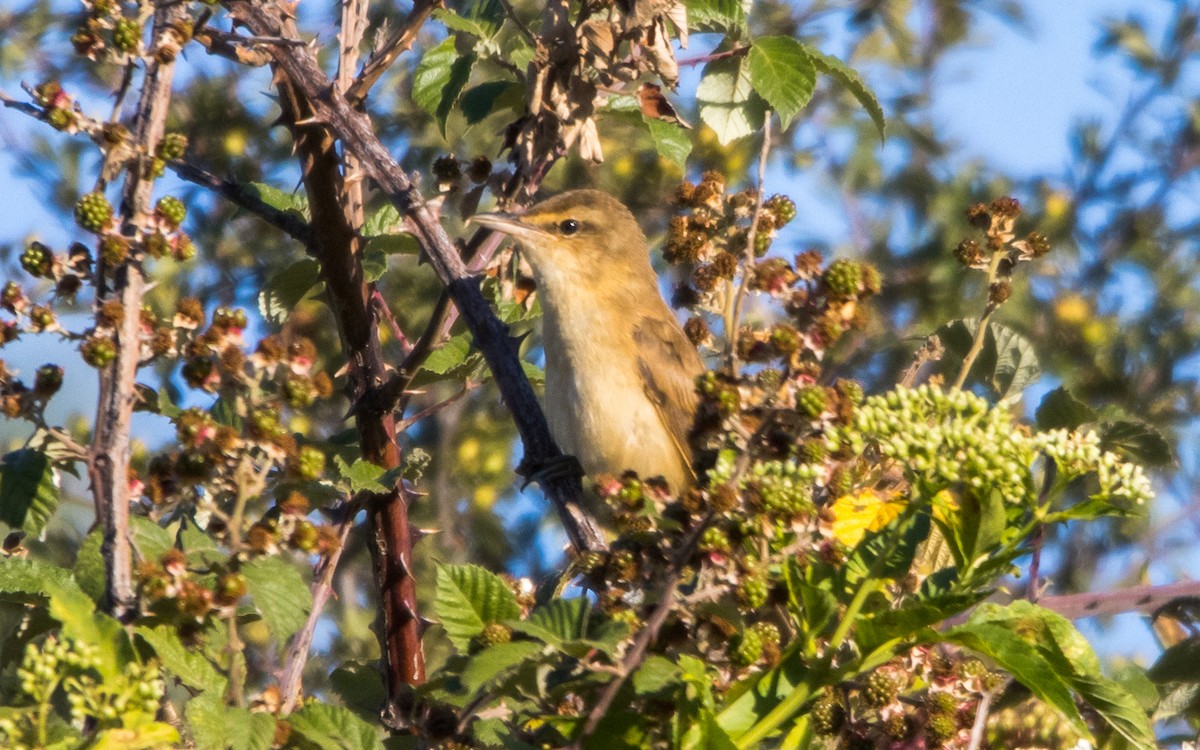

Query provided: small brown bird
[471,190,704,490]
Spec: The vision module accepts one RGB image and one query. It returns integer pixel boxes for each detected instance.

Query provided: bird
[470,189,705,491]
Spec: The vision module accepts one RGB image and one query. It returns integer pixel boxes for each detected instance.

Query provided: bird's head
[469,190,651,286]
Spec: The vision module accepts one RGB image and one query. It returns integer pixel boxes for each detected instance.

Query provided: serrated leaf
[520,360,544,387]
[187,693,276,750]
[746,37,817,128]
[75,516,172,601]
[807,48,885,139]
[644,116,692,169]
[413,38,476,136]
[697,54,766,145]
[247,182,309,219]
[210,394,242,429]
[1099,420,1173,467]
[1036,387,1097,430]
[0,448,59,536]
[335,456,389,494]
[460,640,543,693]
[137,624,227,693]
[633,655,682,695]
[434,563,521,650]
[242,556,311,645]
[684,0,745,34]
[288,702,385,750]
[260,258,321,326]
[511,597,588,645]
[363,245,388,283]
[990,324,1040,398]
[422,333,474,376]
[331,661,386,720]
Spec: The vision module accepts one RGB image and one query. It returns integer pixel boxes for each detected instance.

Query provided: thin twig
[725,113,773,377]
[967,690,993,750]
[496,0,537,46]
[346,0,438,106]
[279,506,356,713]
[677,45,750,68]
[396,381,480,432]
[169,159,313,243]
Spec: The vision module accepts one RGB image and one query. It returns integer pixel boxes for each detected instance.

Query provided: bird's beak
[468,212,550,245]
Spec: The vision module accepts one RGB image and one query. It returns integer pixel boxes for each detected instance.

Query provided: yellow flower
[829,489,906,547]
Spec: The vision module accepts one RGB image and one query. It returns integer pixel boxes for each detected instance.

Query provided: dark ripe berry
[157,132,188,160]
[81,336,117,367]
[466,155,492,183]
[75,192,113,233]
[988,280,1012,305]
[683,316,710,346]
[181,356,213,388]
[432,155,461,183]
[34,364,63,396]
[965,202,991,230]
[990,196,1021,219]
[764,194,797,225]
[155,196,187,229]
[21,241,54,278]
[111,17,140,53]
[823,259,863,297]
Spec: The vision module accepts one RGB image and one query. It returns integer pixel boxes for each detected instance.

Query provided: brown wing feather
[632,312,705,483]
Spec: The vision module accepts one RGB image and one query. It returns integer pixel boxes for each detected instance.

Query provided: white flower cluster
[828,385,1153,509]
[1035,428,1153,505]
[828,385,1037,502]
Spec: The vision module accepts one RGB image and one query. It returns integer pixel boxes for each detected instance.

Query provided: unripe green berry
[824,259,862,297]
[81,336,117,367]
[158,132,188,160]
[75,192,113,233]
[863,669,901,707]
[21,241,53,277]
[796,385,828,419]
[481,622,512,645]
[111,17,140,53]
[732,628,763,666]
[155,196,187,229]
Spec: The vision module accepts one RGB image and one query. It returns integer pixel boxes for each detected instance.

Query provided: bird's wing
[632,312,704,483]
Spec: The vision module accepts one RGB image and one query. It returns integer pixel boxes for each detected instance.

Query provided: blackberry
[1024,231,1051,257]
[34,364,63,397]
[863,670,900,707]
[214,572,247,605]
[294,446,326,481]
[81,336,117,367]
[737,570,770,609]
[111,17,140,53]
[764,194,797,225]
[74,192,113,233]
[824,259,862,297]
[810,695,844,735]
[924,712,957,745]
[157,132,188,160]
[796,385,828,419]
[100,235,129,264]
[432,155,461,183]
[699,526,730,554]
[481,622,512,645]
[20,242,53,277]
[155,196,187,229]
[29,305,56,331]
[732,628,763,666]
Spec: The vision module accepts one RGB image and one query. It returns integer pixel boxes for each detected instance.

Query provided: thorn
[416,616,437,637]
[409,526,439,544]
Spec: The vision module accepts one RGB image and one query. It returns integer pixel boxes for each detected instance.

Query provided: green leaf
[330,661,386,720]
[461,81,518,125]
[210,394,242,429]
[1035,387,1097,430]
[247,183,309,219]
[335,457,389,494]
[435,0,504,39]
[1149,638,1200,683]
[684,0,746,34]
[511,597,588,646]
[697,54,766,146]
[990,324,1041,398]
[413,37,476,136]
[422,333,474,376]
[288,702,385,750]
[633,655,682,695]
[434,563,521,650]
[137,624,227,693]
[75,516,172,601]
[363,245,388,283]
[460,640,543,693]
[0,448,59,536]
[643,116,692,169]
[746,37,817,128]
[1099,420,1173,467]
[259,258,321,326]
[242,556,312,646]
[807,48,886,139]
[187,693,276,750]
[0,558,129,677]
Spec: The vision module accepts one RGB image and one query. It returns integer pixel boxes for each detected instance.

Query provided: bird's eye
[558,219,580,235]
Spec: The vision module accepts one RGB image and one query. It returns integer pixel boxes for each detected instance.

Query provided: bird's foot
[517,454,585,490]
